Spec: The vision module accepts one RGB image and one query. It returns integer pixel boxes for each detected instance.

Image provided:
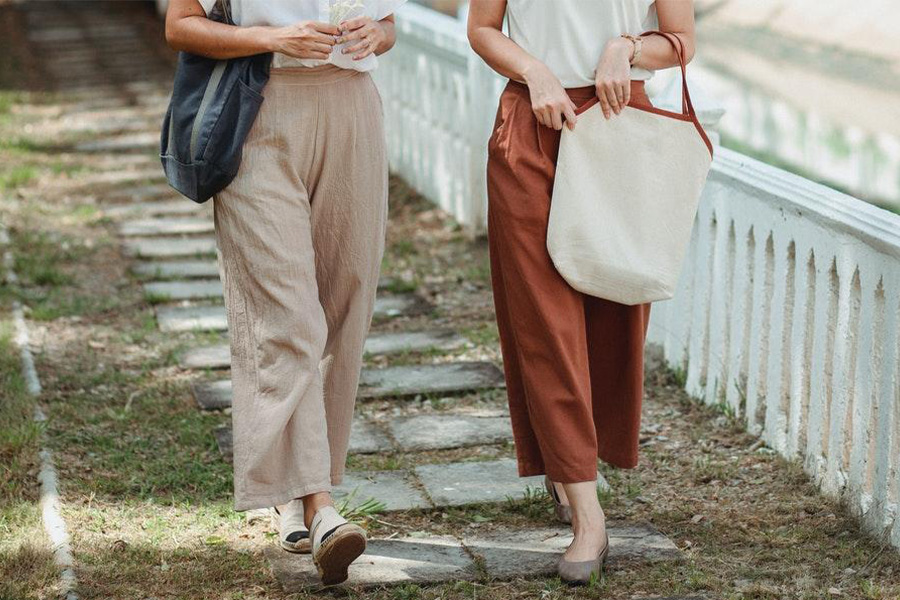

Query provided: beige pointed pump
[557,529,610,586]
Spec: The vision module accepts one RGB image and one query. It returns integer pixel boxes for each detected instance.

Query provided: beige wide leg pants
[212,64,388,511]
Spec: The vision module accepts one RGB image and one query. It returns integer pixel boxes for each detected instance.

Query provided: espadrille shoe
[309,506,367,586]
[272,500,311,554]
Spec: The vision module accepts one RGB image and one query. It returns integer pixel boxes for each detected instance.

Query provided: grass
[0,321,42,505]
[0,321,60,599]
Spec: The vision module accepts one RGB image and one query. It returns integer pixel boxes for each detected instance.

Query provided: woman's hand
[523,60,577,131]
[268,21,341,60]
[594,37,634,119]
[338,16,389,61]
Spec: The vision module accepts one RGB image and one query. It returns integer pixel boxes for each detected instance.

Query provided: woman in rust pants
[469,0,697,583]
[487,77,653,480]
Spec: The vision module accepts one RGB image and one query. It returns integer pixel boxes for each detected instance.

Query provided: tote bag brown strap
[639,30,713,158]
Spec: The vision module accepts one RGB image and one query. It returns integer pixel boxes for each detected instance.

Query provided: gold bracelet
[620,33,642,66]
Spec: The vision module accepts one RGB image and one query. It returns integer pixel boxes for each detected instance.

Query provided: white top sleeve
[373,0,407,20]
[198,0,217,16]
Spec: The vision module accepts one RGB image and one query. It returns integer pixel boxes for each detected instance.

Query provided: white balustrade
[648,148,900,548]
[377,3,900,551]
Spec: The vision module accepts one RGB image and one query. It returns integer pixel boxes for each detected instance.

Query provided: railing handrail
[713,147,900,257]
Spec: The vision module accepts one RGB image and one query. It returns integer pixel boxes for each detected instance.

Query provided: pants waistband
[268,62,365,85]
[505,79,646,102]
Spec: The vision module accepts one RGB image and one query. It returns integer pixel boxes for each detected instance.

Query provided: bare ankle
[301,492,333,529]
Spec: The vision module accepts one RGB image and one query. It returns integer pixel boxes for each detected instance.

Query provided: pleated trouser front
[486,80,652,483]
[212,64,388,511]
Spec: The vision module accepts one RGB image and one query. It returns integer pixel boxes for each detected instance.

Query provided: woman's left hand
[338,16,388,60]
[594,37,635,119]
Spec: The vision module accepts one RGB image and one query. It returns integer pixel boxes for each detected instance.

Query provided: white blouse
[506,0,659,88]
[198,0,407,71]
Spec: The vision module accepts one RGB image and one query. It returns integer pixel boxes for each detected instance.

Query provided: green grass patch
[0,320,43,504]
[0,164,36,190]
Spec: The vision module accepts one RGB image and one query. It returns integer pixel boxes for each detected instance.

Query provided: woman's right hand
[268,21,342,60]
[523,60,577,131]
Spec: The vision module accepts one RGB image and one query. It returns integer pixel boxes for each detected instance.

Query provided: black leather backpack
[159,0,272,203]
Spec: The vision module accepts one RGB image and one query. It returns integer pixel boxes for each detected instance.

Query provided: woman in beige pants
[166,0,406,585]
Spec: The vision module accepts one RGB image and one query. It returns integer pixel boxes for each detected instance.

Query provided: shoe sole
[280,539,312,554]
[314,524,367,586]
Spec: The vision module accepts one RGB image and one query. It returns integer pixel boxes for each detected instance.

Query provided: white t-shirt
[506,0,659,87]
[198,0,407,71]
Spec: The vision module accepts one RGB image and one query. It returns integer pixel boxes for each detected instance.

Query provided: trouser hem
[234,480,332,512]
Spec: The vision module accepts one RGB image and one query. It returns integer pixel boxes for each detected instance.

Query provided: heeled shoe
[543,475,572,524]
[557,529,610,586]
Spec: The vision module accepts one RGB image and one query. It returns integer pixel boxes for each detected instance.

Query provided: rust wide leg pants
[486,80,652,483]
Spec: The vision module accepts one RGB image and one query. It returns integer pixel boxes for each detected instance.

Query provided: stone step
[74,131,158,153]
[156,294,431,332]
[193,362,505,409]
[144,280,222,302]
[124,237,216,259]
[132,260,219,280]
[105,199,205,217]
[462,523,681,580]
[267,521,679,591]
[358,362,505,399]
[214,419,391,461]
[192,379,233,410]
[119,217,214,237]
[156,305,226,333]
[388,414,512,451]
[363,330,466,356]
[217,412,511,461]
[267,536,473,591]
[180,330,467,369]
[374,294,431,318]
[414,458,609,508]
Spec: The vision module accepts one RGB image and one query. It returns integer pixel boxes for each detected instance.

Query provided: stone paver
[156,305,226,333]
[74,131,158,153]
[464,523,682,579]
[193,361,504,407]
[124,236,216,259]
[119,217,214,237]
[389,414,511,451]
[415,459,609,507]
[143,279,223,301]
[215,420,391,460]
[105,199,205,217]
[266,536,474,592]
[180,344,231,369]
[364,330,466,356]
[179,330,467,370]
[358,362,505,399]
[335,472,430,511]
[155,294,433,333]
[193,380,232,410]
[375,294,432,318]
[267,522,679,590]
[132,260,219,280]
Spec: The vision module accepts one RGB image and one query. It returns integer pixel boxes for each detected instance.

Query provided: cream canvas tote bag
[547,31,714,305]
